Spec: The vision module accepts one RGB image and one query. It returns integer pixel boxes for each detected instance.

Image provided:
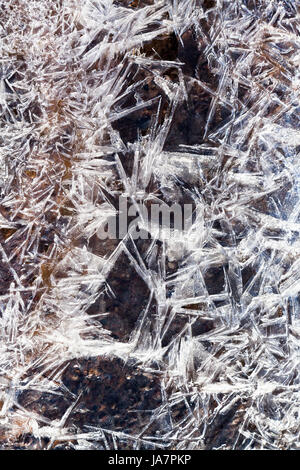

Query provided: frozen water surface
[0,0,300,450]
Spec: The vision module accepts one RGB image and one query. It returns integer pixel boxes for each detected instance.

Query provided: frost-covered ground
[0,0,300,450]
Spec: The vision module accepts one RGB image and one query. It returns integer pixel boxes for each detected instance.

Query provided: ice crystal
[0,0,300,450]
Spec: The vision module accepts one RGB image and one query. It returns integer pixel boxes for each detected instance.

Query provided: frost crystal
[0,0,300,450]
